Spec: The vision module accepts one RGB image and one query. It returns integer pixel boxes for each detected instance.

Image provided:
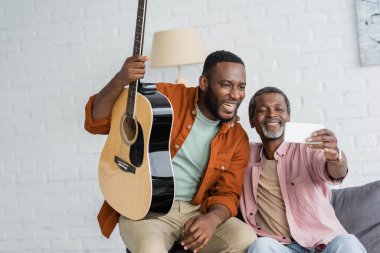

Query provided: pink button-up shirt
[240,142,348,248]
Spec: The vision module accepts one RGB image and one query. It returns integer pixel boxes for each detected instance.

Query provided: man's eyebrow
[219,79,232,82]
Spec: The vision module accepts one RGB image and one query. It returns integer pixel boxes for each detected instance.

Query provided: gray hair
[248,86,291,119]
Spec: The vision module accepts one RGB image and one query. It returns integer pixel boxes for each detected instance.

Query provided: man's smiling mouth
[222,101,238,112]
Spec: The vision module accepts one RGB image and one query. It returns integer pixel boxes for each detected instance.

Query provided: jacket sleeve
[84,95,112,135]
[200,131,250,217]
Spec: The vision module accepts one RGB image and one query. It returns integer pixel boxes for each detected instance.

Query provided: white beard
[261,123,284,139]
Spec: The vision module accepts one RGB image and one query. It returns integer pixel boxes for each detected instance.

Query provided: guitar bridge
[114,156,136,174]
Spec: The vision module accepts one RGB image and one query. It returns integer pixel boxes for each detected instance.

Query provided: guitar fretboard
[127,0,147,119]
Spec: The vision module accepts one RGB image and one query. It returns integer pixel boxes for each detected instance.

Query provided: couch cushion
[331,180,380,253]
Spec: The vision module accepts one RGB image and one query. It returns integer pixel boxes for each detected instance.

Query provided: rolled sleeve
[324,151,348,185]
[307,147,348,186]
[84,95,111,135]
[201,194,238,217]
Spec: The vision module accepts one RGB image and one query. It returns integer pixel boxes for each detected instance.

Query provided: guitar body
[99,86,174,220]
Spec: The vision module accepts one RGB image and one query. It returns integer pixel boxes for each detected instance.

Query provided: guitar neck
[133,0,147,56]
[127,0,148,119]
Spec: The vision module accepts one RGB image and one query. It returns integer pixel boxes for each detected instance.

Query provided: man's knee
[331,234,366,252]
[119,216,175,253]
[247,237,282,253]
[128,238,168,253]
[204,218,256,252]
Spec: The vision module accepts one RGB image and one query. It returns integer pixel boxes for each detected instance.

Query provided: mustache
[263,118,282,124]
[223,100,240,105]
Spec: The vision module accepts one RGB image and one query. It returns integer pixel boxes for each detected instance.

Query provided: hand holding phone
[284,122,324,144]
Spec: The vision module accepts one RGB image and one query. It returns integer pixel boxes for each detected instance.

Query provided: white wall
[1,0,379,252]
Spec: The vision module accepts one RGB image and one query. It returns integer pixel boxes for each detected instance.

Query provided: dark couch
[127,180,380,253]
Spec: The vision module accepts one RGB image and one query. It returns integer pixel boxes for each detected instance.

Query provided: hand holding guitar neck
[115,55,149,88]
[92,55,149,120]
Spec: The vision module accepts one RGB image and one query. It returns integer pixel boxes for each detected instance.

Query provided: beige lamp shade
[150,28,206,68]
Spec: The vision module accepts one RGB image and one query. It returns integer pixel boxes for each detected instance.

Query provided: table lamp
[150,28,206,84]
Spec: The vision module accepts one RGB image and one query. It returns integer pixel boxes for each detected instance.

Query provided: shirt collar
[259,141,291,161]
[275,141,291,158]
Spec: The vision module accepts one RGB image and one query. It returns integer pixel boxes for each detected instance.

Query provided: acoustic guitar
[98,0,174,220]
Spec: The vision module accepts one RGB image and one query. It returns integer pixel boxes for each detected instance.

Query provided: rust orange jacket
[84,83,249,238]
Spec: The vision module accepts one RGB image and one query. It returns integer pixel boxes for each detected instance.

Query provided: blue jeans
[247,234,367,253]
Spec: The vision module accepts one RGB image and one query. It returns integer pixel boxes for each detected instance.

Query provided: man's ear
[199,75,208,91]
[249,117,255,128]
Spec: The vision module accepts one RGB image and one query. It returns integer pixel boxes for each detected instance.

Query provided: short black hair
[202,50,245,78]
[248,86,291,119]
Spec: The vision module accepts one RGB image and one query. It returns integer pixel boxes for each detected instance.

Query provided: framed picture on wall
[356,0,380,66]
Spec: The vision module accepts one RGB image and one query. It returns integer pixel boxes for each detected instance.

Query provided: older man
[240,87,366,253]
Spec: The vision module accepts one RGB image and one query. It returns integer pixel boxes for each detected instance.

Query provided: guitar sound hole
[122,117,137,143]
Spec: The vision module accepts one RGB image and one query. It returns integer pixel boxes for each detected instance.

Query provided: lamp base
[175,77,188,85]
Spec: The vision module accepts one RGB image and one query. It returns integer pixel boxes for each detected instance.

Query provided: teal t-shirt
[172,105,220,201]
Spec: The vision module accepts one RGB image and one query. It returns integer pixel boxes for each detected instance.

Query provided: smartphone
[284,122,324,144]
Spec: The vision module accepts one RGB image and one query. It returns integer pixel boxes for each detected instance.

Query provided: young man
[240,87,366,253]
[84,51,256,253]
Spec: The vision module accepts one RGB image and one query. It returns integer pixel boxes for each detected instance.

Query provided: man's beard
[204,89,239,123]
[261,122,284,139]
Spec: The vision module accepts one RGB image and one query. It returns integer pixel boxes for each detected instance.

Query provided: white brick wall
[1,0,379,251]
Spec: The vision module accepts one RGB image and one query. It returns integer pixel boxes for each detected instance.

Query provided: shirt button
[221,165,225,171]
[187,124,191,130]
[291,182,294,186]
[249,213,253,216]
[257,227,261,230]
[282,236,286,240]
[191,110,196,115]
[174,144,180,149]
